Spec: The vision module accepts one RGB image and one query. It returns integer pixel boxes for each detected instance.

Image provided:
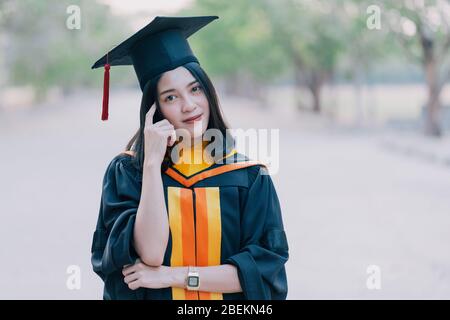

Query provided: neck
[191,136,204,148]
[178,139,210,165]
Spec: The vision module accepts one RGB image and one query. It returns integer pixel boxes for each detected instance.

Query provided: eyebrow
[159,80,199,97]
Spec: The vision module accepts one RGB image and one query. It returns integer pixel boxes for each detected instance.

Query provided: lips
[183,113,203,123]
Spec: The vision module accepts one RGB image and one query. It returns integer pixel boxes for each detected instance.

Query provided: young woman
[91,16,289,300]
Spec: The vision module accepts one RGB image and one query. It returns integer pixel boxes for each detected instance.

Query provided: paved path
[1,90,449,299]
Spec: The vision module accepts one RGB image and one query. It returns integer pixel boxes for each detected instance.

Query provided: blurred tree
[337,0,396,125]
[0,0,13,87]
[180,0,289,105]
[1,0,132,101]
[261,0,346,113]
[182,0,351,112]
[383,0,450,137]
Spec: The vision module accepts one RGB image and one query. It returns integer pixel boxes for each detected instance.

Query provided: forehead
[158,66,196,91]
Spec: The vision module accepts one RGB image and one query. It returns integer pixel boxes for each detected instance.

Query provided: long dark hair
[125,62,234,173]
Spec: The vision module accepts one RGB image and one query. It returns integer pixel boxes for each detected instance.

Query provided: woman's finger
[157,129,176,146]
[122,265,136,276]
[128,279,141,290]
[155,125,175,132]
[157,127,176,134]
[153,119,173,128]
[168,130,177,147]
[154,128,175,136]
[145,105,156,125]
[124,272,140,284]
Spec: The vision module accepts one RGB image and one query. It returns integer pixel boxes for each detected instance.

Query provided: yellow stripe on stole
[168,187,198,300]
[168,187,185,300]
[195,187,223,300]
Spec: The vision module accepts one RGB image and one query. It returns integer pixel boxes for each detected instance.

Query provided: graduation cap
[91,15,219,121]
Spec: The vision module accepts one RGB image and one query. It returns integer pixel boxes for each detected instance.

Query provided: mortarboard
[91,15,219,121]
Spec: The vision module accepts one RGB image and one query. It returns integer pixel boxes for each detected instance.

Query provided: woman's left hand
[122,260,172,290]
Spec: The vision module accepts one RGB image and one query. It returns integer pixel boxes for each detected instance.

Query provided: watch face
[188,276,199,287]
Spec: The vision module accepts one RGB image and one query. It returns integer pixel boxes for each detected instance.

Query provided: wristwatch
[186,266,200,291]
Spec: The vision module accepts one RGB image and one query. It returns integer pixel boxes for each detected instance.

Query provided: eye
[165,95,176,102]
[192,85,202,93]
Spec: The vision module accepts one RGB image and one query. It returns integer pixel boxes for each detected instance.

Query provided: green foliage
[3,0,449,101]
[1,0,133,97]
[179,0,289,83]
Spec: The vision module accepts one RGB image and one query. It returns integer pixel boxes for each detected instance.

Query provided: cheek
[199,106,209,128]
[199,97,210,118]
[160,107,180,124]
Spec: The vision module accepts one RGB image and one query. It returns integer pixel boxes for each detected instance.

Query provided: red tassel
[101,63,110,121]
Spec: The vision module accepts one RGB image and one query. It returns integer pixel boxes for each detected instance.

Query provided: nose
[181,97,196,113]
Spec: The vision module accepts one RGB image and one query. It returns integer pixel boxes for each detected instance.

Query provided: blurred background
[0,0,449,299]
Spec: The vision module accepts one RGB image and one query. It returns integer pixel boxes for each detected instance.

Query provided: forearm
[133,165,169,266]
[170,264,242,294]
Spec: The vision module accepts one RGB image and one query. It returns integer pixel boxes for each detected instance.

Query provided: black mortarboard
[91,15,218,121]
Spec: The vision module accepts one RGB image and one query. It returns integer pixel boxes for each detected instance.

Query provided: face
[157,66,210,142]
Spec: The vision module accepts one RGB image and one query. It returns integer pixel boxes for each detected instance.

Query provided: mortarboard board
[91,15,219,121]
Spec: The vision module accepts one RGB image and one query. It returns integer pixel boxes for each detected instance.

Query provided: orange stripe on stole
[195,187,223,300]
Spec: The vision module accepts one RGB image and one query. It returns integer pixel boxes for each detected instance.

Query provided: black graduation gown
[91,152,289,300]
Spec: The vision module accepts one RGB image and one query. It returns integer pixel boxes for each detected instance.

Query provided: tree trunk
[293,73,306,111]
[308,71,328,113]
[293,59,307,111]
[425,78,442,137]
[421,32,442,137]
[424,57,442,137]
[310,81,321,113]
[293,55,329,113]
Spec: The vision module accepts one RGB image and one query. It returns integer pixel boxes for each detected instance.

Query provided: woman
[91,15,289,300]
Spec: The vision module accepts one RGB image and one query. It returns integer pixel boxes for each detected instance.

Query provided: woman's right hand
[143,105,176,167]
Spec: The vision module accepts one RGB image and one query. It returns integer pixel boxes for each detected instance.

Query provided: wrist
[142,165,162,182]
[168,266,188,289]
[143,162,162,173]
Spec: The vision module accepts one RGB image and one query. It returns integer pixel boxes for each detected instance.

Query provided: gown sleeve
[91,155,141,280]
[225,165,289,300]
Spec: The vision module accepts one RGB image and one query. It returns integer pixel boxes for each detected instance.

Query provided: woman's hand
[122,259,174,290]
[143,105,176,167]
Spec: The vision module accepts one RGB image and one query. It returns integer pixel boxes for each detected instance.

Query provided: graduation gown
[91,151,289,300]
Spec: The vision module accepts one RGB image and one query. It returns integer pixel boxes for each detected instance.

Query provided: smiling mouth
[183,114,203,123]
